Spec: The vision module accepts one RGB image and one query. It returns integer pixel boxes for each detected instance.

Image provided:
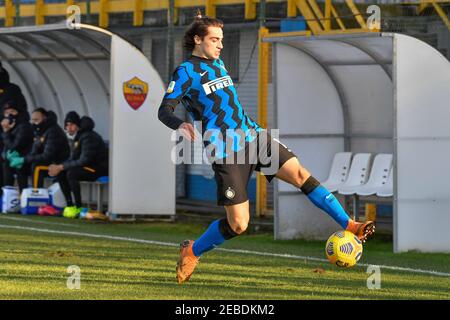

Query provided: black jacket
[2,111,33,157]
[25,112,70,165]
[62,116,108,171]
[0,68,28,118]
[0,134,3,162]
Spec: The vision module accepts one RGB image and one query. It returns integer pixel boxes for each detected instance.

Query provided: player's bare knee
[295,167,311,188]
[290,169,306,189]
[229,219,248,235]
[234,221,248,234]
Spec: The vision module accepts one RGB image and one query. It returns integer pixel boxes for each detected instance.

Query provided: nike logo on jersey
[202,76,234,95]
[200,71,208,77]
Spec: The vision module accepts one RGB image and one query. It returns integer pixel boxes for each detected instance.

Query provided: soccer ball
[325,230,363,267]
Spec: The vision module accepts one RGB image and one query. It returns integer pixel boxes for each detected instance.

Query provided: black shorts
[212,131,296,206]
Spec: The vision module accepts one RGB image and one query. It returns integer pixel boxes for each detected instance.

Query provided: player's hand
[1,118,14,132]
[48,164,64,177]
[178,122,197,142]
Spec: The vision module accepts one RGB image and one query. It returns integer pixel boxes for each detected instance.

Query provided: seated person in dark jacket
[0,63,29,197]
[9,108,70,189]
[0,137,3,197]
[48,112,109,218]
[1,101,33,193]
[0,62,28,117]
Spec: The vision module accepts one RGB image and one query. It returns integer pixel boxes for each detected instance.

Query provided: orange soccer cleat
[176,240,200,284]
[346,220,376,243]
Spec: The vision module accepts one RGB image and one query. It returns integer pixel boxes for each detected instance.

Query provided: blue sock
[303,182,350,229]
[192,220,226,257]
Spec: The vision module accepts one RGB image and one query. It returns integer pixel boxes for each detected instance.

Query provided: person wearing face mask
[48,111,109,218]
[64,111,79,150]
[0,62,28,118]
[8,108,70,196]
[1,101,33,194]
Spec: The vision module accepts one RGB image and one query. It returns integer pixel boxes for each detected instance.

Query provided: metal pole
[167,0,175,82]
[86,0,91,24]
[259,0,266,28]
[256,0,268,217]
[325,0,332,31]
[14,0,20,26]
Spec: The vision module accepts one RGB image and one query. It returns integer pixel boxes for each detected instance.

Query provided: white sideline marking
[0,223,449,278]
[0,215,79,228]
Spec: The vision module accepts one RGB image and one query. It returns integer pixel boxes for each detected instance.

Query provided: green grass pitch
[0,215,449,300]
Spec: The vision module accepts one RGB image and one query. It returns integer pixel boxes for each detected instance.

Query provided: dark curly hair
[183,13,224,52]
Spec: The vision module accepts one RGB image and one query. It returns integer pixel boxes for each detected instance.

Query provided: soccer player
[158,14,375,284]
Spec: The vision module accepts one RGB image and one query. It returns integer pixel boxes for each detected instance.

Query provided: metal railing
[0,0,369,30]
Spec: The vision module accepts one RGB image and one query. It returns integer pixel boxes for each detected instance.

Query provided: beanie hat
[3,100,18,112]
[64,111,81,127]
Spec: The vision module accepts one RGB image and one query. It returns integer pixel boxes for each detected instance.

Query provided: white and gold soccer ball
[325,230,363,267]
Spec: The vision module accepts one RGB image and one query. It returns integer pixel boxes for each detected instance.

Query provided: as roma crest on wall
[123,77,148,110]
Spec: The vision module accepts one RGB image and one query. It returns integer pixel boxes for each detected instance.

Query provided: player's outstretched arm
[157,104,184,130]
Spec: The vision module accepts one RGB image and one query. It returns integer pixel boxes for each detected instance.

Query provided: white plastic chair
[376,165,393,197]
[337,153,372,195]
[356,154,393,196]
[322,152,352,192]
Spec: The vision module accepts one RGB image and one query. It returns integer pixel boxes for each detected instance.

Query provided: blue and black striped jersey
[159,55,262,159]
